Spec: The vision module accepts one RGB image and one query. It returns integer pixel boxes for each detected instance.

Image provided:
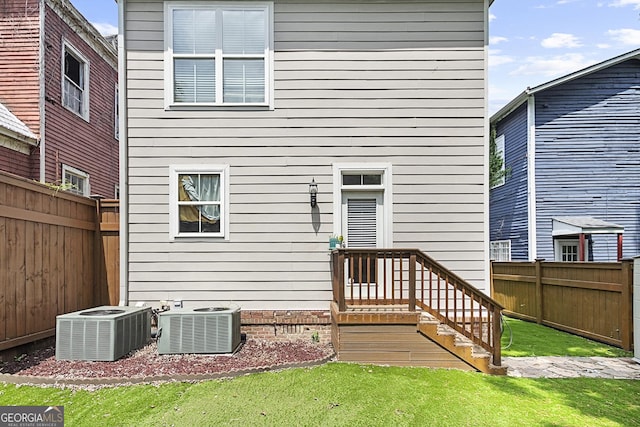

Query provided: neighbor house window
[554,239,585,261]
[62,43,90,120]
[114,85,119,140]
[169,165,229,239]
[165,2,272,107]
[491,134,506,188]
[62,164,90,197]
[490,240,511,261]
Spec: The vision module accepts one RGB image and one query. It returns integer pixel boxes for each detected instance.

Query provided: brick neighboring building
[0,0,119,198]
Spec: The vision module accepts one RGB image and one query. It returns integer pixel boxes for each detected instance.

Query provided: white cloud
[490,36,508,45]
[541,33,583,48]
[597,43,612,48]
[509,53,595,78]
[489,49,515,67]
[489,13,496,22]
[92,22,118,36]
[607,28,640,44]
[609,0,640,8]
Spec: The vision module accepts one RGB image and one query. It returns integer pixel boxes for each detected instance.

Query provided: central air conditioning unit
[157,307,241,355]
[56,305,151,361]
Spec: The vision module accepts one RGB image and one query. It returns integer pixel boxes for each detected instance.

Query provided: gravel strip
[0,339,335,390]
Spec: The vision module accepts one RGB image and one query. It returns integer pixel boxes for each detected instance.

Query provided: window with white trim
[554,238,585,261]
[62,43,90,120]
[491,134,506,188]
[169,165,229,239]
[62,165,90,197]
[490,240,511,261]
[114,85,119,140]
[165,2,272,107]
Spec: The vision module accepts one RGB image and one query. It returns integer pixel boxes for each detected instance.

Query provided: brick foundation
[240,310,332,344]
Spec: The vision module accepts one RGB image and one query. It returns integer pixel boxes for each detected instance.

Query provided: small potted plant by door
[329,235,339,249]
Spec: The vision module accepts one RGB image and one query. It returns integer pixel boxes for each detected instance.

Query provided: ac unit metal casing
[55,305,151,361]
[157,307,241,354]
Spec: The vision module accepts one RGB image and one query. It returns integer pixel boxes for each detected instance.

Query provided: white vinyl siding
[165,2,272,107]
[124,0,488,309]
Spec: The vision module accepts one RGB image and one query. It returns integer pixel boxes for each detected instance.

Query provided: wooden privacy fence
[491,259,633,350]
[0,172,119,351]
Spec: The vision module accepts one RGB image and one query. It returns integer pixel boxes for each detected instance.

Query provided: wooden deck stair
[417,313,506,375]
[331,248,505,374]
[331,303,506,374]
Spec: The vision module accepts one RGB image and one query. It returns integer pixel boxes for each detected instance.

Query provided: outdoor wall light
[309,178,318,207]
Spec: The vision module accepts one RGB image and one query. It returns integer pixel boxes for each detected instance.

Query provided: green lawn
[0,317,636,426]
[501,316,633,357]
[0,363,639,426]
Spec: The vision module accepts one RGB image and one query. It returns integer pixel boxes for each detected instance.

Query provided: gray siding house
[118,0,492,316]
[490,49,640,262]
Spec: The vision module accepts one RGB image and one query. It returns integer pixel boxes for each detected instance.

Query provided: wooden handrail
[331,248,503,365]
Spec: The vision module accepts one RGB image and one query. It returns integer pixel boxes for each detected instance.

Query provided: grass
[0,317,635,426]
[1,363,639,426]
[501,316,633,357]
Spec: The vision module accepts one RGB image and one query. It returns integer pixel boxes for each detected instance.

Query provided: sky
[71,0,640,115]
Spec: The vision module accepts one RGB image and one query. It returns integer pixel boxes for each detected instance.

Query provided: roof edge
[491,47,640,124]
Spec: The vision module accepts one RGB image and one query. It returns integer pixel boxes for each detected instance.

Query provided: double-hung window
[165,2,272,107]
[62,164,90,197]
[62,43,90,120]
[169,165,229,239]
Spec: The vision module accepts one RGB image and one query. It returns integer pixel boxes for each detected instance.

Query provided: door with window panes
[340,173,384,295]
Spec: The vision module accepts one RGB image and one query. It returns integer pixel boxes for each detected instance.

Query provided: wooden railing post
[620,258,633,351]
[408,253,416,311]
[492,305,502,366]
[337,250,347,312]
[535,258,544,324]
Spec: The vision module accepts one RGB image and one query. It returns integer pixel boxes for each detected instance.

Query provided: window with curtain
[166,3,271,106]
[170,166,228,238]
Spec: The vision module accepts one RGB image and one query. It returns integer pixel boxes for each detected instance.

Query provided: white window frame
[491,134,505,189]
[114,84,119,140]
[554,238,588,262]
[169,164,230,240]
[61,42,90,121]
[62,164,90,197]
[332,163,393,247]
[164,2,274,109]
[490,240,511,261]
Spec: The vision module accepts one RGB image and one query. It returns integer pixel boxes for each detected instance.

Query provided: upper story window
[62,164,90,197]
[165,2,273,108]
[62,43,90,120]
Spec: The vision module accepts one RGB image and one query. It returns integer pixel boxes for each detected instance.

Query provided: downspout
[118,0,129,306]
[483,0,491,289]
[38,0,46,182]
[527,95,537,261]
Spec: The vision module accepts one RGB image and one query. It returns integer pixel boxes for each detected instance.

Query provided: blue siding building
[490,49,640,262]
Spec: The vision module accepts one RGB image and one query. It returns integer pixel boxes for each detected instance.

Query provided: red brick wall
[42,3,119,197]
[0,0,41,179]
[241,310,332,343]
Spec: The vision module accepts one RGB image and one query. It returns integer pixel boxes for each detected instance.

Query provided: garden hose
[500,314,513,349]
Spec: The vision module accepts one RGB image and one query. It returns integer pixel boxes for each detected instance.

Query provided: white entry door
[341,192,383,248]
